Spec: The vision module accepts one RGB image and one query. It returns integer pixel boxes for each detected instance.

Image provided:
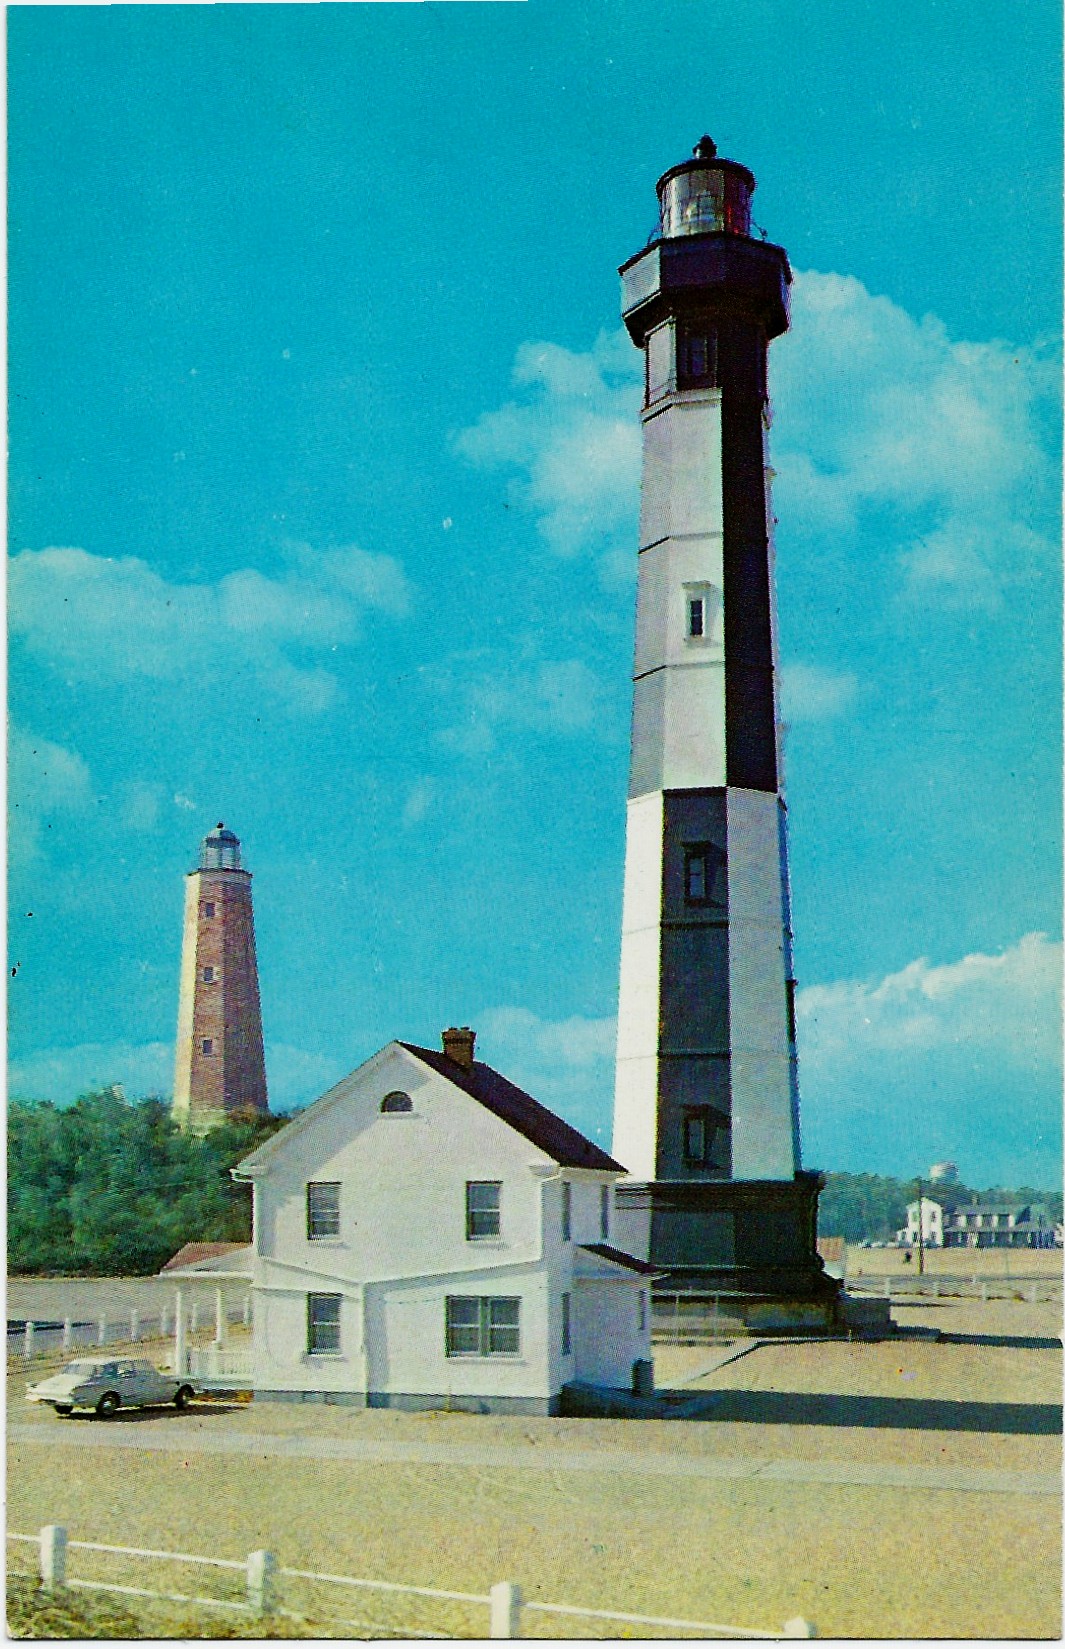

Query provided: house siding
[242,1042,652,1410]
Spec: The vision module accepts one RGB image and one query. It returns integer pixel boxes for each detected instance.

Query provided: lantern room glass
[658,167,751,239]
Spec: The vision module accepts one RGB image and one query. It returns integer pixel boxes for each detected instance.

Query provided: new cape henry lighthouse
[611,138,838,1326]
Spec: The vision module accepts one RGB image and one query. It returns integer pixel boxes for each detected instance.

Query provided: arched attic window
[381,1091,413,1114]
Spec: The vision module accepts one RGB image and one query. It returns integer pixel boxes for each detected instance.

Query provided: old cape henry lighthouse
[609,138,839,1326]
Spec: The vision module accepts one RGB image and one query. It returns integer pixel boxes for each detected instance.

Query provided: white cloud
[779,663,859,722]
[8,724,94,864]
[8,1040,174,1102]
[773,271,1059,604]
[401,777,436,828]
[797,933,1062,1181]
[437,655,611,755]
[9,542,412,712]
[476,1005,617,1143]
[459,273,1057,613]
[798,931,1061,1075]
[8,1036,340,1113]
[454,330,642,577]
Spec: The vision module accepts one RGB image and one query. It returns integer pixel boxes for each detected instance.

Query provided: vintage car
[26,1357,195,1417]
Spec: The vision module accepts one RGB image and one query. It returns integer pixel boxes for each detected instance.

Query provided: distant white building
[898,1198,944,1248]
[941,1204,1057,1250]
[233,1029,655,1414]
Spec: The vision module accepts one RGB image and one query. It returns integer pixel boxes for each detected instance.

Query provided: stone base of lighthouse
[616,1172,858,1334]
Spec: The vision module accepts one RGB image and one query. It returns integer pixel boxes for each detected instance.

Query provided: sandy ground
[842,1245,1063,1280]
[6,1294,1060,1639]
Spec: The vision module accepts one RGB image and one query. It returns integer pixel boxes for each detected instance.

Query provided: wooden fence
[8,1525,817,1639]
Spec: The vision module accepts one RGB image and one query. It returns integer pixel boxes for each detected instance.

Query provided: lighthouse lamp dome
[200,822,242,871]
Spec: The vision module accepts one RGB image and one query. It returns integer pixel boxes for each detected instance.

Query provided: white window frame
[683,581,715,645]
[306,1181,341,1241]
[307,1292,342,1356]
[445,1296,521,1359]
[466,1181,502,1241]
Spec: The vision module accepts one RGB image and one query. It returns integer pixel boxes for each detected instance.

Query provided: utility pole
[915,1178,925,1276]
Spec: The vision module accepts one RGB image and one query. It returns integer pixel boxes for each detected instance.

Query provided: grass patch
[6,1576,311,1640]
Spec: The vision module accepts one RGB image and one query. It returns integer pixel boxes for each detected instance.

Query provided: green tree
[8,1090,289,1275]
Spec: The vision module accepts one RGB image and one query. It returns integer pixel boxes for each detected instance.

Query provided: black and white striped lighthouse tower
[611,138,836,1321]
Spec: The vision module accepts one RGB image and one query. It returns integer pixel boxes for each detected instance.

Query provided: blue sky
[8,0,1062,1187]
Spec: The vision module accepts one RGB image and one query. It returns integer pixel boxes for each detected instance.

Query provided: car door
[114,1361,142,1403]
[136,1361,173,1404]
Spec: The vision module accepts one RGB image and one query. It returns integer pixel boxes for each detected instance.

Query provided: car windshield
[62,1361,100,1376]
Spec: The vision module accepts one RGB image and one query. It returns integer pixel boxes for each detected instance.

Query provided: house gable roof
[399,1043,625,1173]
[234,1038,625,1178]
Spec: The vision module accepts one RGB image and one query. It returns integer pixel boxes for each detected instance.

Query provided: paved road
[8,1422,1058,1497]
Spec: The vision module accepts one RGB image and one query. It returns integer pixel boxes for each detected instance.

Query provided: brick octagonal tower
[172,823,269,1134]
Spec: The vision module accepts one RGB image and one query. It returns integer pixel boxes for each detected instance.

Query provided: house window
[683,1111,708,1166]
[466,1181,501,1241]
[561,1182,572,1242]
[685,844,723,906]
[380,1091,412,1113]
[561,1291,572,1356]
[445,1296,521,1358]
[201,1039,213,1056]
[688,597,705,638]
[600,1184,610,1240]
[203,903,215,919]
[307,1181,341,1241]
[638,1291,647,1332]
[202,966,215,983]
[307,1293,341,1355]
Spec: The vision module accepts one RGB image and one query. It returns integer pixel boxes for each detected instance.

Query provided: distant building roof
[160,1242,250,1273]
[399,1043,625,1173]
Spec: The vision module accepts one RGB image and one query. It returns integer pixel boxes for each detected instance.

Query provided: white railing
[8,1526,817,1639]
[187,1345,254,1381]
[8,1298,253,1367]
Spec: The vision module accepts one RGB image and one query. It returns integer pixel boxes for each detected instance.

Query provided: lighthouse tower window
[685,843,723,906]
[688,597,704,638]
[678,324,717,388]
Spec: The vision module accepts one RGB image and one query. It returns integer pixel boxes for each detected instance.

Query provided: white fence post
[490,1581,522,1638]
[783,1617,816,1637]
[130,1309,140,1343]
[97,1315,107,1347]
[174,1290,186,1377]
[24,1322,35,1360]
[62,1318,73,1353]
[40,1524,68,1590]
[215,1287,226,1347]
[243,1294,251,1328]
[247,1549,277,1613]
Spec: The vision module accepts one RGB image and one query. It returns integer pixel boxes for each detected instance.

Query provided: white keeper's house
[232,1027,656,1414]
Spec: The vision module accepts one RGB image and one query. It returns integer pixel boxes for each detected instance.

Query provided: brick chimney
[442,1026,476,1069]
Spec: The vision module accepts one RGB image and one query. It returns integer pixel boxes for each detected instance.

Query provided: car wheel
[96,1391,121,1418]
[174,1385,194,1411]
[54,1405,73,1416]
